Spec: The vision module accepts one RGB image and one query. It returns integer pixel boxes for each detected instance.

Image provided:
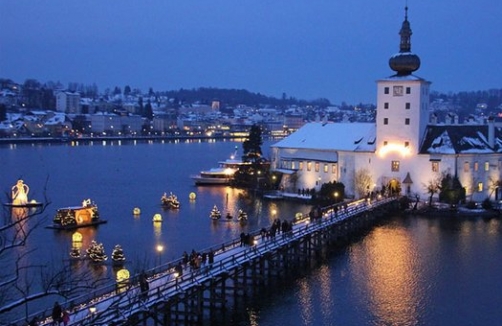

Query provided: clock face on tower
[393,86,404,96]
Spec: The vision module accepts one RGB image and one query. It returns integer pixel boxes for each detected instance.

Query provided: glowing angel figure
[12,179,29,205]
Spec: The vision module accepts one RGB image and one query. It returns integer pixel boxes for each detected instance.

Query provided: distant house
[271,9,502,203]
[56,91,81,114]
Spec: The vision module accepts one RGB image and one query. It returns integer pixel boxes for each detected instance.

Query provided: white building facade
[270,8,502,203]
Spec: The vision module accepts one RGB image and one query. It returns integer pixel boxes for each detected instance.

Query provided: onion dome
[389,6,421,76]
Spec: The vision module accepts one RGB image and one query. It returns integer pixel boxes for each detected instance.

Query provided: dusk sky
[1,1,501,104]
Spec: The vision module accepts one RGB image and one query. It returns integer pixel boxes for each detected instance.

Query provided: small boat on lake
[161,192,180,209]
[191,147,249,186]
[48,199,107,230]
[3,179,43,208]
[210,205,222,220]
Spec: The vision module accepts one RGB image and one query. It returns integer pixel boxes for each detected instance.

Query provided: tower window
[315,162,319,172]
[384,87,389,94]
[405,102,411,109]
[406,87,411,94]
[478,182,483,192]
[391,161,400,172]
[485,161,489,171]
[474,162,479,171]
[404,141,409,147]
[324,164,328,173]
[299,161,304,170]
[405,118,410,125]
[307,161,312,171]
[384,118,389,125]
[393,86,403,96]
[384,102,389,109]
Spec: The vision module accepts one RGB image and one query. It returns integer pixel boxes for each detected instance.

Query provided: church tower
[375,7,430,157]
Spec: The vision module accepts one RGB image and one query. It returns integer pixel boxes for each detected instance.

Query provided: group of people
[182,248,215,271]
[28,301,70,326]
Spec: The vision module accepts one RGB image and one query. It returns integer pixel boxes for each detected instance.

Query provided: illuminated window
[405,118,410,125]
[384,118,388,125]
[485,161,489,171]
[324,164,328,173]
[384,102,389,109]
[299,161,304,171]
[478,182,483,192]
[315,162,319,172]
[384,87,389,94]
[332,164,337,174]
[464,161,469,172]
[405,102,411,109]
[307,161,312,171]
[292,161,296,170]
[391,161,400,172]
[432,161,439,172]
[474,162,479,171]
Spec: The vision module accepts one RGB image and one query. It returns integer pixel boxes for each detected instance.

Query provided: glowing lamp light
[156,244,164,253]
[153,214,162,222]
[133,207,141,215]
[116,268,130,283]
[189,192,196,201]
[378,143,411,157]
[174,272,180,278]
[295,212,303,220]
[89,306,97,314]
[72,232,83,243]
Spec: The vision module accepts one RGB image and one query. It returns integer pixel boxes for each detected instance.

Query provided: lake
[2,139,502,325]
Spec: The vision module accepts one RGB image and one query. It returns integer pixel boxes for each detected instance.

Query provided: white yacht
[192,149,248,185]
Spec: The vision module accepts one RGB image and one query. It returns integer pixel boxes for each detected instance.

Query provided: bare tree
[423,174,442,207]
[0,185,108,323]
[354,168,373,199]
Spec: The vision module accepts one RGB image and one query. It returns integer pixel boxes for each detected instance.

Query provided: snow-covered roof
[420,125,502,154]
[45,114,67,125]
[271,122,376,152]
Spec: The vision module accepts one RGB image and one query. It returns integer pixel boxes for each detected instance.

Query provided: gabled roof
[271,122,376,152]
[420,125,502,154]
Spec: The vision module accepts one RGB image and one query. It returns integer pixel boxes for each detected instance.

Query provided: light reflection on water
[250,214,502,326]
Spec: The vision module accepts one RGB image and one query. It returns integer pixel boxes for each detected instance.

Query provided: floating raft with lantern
[47,198,107,230]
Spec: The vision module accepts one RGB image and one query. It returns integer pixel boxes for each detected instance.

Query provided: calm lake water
[2,139,502,325]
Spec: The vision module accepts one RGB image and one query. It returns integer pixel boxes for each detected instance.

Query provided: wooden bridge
[24,197,398,325]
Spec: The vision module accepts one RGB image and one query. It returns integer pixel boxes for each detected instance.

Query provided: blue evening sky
[0,0,500,104]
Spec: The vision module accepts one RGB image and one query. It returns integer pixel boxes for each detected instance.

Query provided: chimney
[488,116,495,148]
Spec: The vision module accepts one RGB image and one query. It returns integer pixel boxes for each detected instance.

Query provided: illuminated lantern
[153,214,162,222]
[72,231,83,243]
[133,207,141,215]
[116,268,130,283]
[189,192,196,201]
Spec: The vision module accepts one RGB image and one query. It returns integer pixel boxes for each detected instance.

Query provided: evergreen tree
[242,124,263,162]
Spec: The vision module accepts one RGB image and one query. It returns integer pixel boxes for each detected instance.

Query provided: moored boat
[191,147,249,186]
[48,199,107,230]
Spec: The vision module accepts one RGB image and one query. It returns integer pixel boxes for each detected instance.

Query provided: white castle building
[270,7,502,203]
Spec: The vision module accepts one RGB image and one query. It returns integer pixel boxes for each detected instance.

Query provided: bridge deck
[29,197,394,325]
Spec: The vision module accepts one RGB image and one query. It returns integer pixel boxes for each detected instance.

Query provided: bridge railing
[20,197,393,325]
